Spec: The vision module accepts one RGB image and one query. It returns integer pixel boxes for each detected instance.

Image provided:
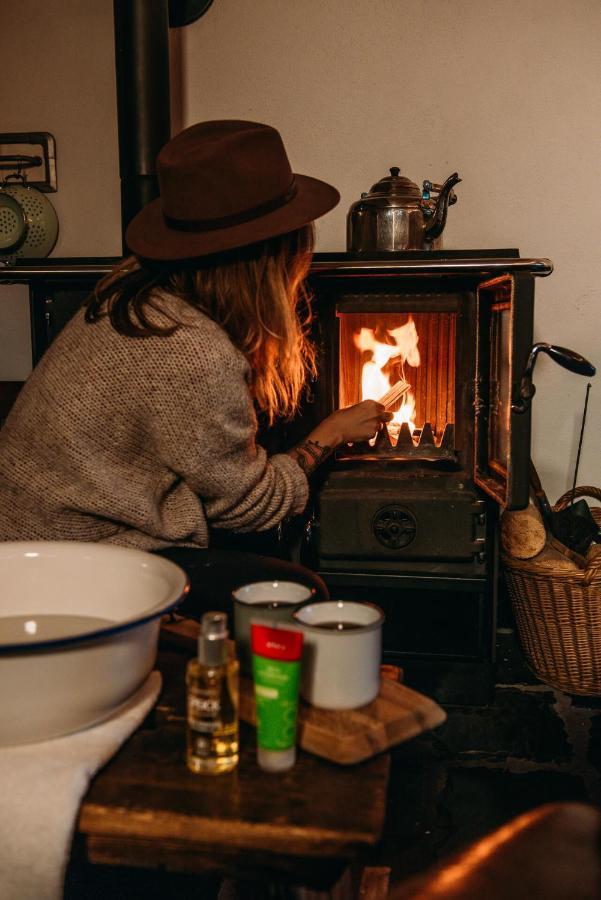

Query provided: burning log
[378,378,411,410]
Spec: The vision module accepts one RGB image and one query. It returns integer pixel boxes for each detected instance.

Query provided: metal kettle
[347,167,461,252]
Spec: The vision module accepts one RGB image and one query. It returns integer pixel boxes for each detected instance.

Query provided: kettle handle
[422,173,461,240]
[422,179,458,209]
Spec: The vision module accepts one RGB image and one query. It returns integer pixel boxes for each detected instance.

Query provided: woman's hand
[325,400,393,445]
[287,400,392,476]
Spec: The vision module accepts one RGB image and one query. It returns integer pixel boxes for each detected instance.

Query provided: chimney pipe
[113,0,171,252]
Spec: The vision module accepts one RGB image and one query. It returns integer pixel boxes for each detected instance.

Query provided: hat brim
[125,174,340,261]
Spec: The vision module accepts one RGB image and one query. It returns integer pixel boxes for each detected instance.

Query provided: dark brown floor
[376,624,601,890]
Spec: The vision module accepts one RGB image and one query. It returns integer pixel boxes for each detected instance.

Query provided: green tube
[250,622,304,772]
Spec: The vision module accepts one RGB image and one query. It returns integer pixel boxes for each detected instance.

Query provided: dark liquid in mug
[245,601,297,610]
[314,621,363,631]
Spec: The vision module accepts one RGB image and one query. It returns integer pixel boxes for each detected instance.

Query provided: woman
[0,120,391,614]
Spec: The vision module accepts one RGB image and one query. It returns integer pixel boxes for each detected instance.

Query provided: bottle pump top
[198,611,228,666]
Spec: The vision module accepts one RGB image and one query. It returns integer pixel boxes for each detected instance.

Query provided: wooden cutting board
[239,674,446,765]
[161,615,446,765]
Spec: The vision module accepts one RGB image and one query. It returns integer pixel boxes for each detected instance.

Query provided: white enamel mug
[232,581,314,676]
[293,600,385,710]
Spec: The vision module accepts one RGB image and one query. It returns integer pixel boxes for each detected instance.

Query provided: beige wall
[1,0,600,501]
[0,0,119,379]
[180,0,601,501]
[0,0,120,258]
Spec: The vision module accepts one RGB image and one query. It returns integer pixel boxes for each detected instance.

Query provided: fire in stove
[354,318,420,444]
[337,310,457,461]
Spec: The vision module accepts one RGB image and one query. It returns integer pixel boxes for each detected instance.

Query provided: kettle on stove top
[347,167,461,252]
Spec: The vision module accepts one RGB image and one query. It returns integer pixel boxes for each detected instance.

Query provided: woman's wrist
[287,438,332,476]
[309,414,344,449]
[287,417,342,476]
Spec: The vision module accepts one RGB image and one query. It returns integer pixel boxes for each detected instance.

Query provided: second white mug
[232,580,314,676]
[293,599,384,710]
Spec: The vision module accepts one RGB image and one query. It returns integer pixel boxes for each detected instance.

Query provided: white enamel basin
[0,541,188,745]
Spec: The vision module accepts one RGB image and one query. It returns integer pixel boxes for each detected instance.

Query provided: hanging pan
[0,189,28,258]
[0,156,58,262]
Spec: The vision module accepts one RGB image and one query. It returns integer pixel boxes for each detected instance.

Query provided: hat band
[163,180,298,233]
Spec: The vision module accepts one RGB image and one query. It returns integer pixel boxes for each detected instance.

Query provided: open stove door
[474,273,534,510]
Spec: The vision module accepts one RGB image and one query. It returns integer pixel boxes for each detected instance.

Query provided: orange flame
[353,318,420,445]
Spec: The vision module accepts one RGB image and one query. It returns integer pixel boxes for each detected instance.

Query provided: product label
[252,656,301,751]
[252,623,304,661]
[188,693,221,733]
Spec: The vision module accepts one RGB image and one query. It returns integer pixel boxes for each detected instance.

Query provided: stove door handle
[512,342,596,414]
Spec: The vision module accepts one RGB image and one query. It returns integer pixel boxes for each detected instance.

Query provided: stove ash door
[474,273,534,510]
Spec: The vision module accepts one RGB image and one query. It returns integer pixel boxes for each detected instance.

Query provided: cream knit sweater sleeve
[145,307,310,533]
[0,300,309,550]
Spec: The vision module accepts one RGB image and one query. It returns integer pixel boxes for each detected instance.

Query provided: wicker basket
[502,486,601,695]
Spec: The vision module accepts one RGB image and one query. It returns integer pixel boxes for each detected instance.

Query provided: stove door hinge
[472,503,487,564]
[473,374,486,416]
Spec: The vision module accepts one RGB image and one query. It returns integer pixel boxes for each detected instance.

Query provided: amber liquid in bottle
[186,612,239,775]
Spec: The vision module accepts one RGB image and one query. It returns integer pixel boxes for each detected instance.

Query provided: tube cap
[257,746,296,773]
[251,622,304,661]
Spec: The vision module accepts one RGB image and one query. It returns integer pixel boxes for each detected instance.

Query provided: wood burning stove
[1,251,554,690]
[286,250,553,671]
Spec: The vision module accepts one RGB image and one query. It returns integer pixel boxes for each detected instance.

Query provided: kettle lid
[365,167,422,201]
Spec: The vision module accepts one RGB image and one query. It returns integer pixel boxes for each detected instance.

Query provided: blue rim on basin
[0,541,189,654]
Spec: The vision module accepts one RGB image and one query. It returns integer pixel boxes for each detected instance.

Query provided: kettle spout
[423,172,461,243]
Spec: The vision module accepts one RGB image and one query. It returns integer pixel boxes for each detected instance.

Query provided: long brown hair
[86,225,317,423]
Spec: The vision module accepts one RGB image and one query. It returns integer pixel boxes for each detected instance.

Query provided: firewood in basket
[378,378,411,410]
[500,500,547,559]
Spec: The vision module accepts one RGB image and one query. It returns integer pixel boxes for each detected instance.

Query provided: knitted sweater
[0,294,309,550]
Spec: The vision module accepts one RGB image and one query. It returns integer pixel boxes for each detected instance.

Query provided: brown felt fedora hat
[125,120,340,261]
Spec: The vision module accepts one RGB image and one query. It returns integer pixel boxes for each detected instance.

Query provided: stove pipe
[113,0,171,251]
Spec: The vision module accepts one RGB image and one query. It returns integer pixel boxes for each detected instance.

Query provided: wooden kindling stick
[378,378,411,410]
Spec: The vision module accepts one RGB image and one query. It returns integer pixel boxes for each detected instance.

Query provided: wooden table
[74,644,391,895]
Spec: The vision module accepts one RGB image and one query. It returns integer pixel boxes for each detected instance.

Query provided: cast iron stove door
[474,273,534,510]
